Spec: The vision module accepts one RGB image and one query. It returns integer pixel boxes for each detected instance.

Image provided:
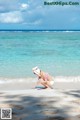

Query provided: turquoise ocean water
[0,31,80,78]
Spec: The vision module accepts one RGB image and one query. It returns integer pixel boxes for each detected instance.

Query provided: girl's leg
[46,81,53,89]
[40,80,49,88]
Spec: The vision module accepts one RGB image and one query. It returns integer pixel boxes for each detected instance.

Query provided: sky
[0,0,80,30]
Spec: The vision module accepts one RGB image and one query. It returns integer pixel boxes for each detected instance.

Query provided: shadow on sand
[63,90,80,98]
[0,90,80,120]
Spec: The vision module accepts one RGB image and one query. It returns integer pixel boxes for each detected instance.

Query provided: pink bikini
[43,73,50,81]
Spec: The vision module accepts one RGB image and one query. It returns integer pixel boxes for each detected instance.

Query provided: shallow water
[0,31,80,78]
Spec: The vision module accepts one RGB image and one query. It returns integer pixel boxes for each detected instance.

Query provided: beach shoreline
[0,76,80,91]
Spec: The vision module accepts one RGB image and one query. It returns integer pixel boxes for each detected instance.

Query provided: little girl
[32,66,54,89]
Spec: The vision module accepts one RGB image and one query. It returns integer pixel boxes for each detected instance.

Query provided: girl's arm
[35,77,41,87]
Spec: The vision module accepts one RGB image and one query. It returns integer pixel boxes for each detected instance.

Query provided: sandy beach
[0,77,80,120]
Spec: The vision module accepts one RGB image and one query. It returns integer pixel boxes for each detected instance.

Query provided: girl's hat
[32,66,40,76]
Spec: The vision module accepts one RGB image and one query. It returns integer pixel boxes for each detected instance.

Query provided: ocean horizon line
[0,29,80,32]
